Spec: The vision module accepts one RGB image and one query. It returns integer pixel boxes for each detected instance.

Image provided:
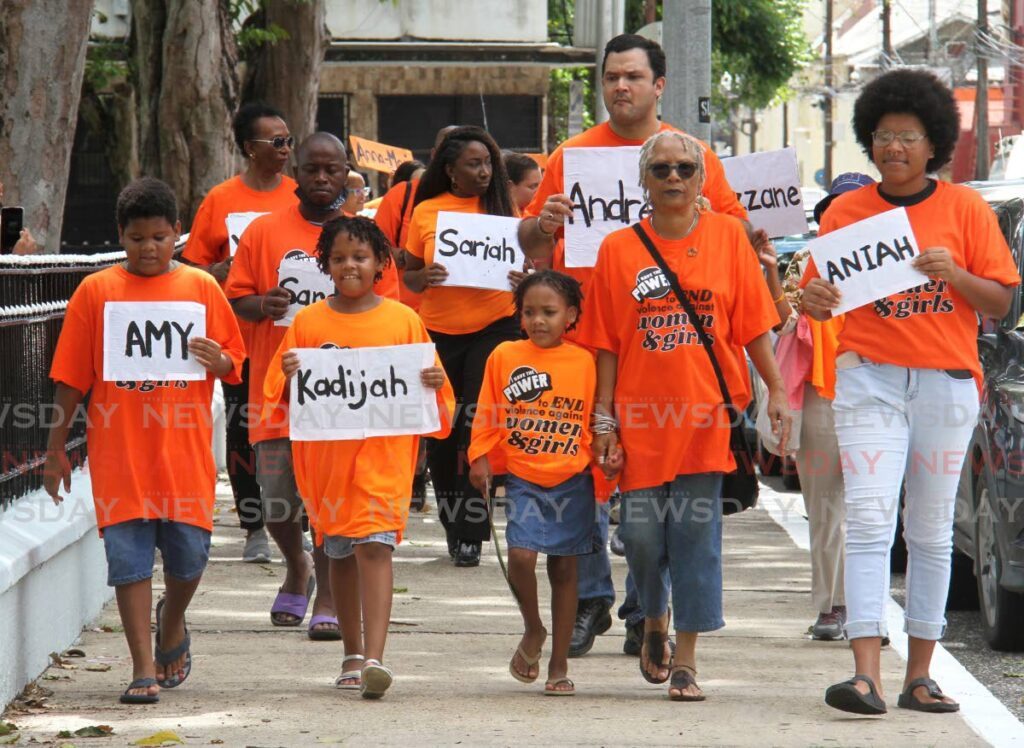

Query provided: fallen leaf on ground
[133,730,183,746]
[48,653,76,670]
[10,683,53,711]
[1003,671,1024,678]
[210,740,224,745]
[0,734,19,746]
[84,664,111,672]
[0,724,16,737]
[393,587,408,593]
[56,725,114,738]
[42,674,71,681]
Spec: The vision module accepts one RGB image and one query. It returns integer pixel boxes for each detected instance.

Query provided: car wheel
[975,479,1024,650]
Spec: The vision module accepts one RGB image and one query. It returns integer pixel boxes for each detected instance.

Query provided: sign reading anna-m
[807,207,928,315]
[435,211,523,291]
[722,147,808,238]
[564,146,650,268]
[103,301,206,381]
[290,343,440,441]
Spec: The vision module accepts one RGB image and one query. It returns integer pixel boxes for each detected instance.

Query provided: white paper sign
[807,208,928,315]
[721,148,809,238]
[563,146,650,268]
[103,301,207,381]
[275,254,334,327]
[226,212,269,256]
[435,211,522,291]
[289,343,440,441]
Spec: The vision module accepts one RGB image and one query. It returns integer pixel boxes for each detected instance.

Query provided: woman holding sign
[577,130,791,701]
[801,69,1020,716]
[403,126,521,568]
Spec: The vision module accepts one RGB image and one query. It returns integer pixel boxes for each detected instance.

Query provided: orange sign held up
[349,135,414,174]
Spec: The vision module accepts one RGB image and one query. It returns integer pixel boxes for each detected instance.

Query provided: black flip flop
[669,665,706,702]
[825,674,887,715]
[640,630,671,684]
[897,677,959,713]
[119,677,159,704]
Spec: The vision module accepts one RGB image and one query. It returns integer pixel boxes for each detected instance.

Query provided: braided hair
[514,270,584,332]
[316,215,393,281]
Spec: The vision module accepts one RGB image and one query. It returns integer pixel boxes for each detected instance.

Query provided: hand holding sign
[912,246,961,283]
[187,337,229,376]
[262,286,292,321]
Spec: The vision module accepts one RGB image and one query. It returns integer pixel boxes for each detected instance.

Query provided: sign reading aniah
[435,211,523,291]
[563,146,649,268]
[289,343,440,440]
[721,147,808,238]
[103,301,206,381]
[807,207,928,315]
[226,212,269,256]
[349,135,414,174]
[275,253,334,327]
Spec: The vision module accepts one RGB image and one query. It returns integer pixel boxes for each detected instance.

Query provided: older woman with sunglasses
[575,130,791,701]
[802,69,1019,716]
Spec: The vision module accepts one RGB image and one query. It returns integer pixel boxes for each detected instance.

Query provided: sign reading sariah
[289,343,440,440]
[275,252,334,327]
[434,211,523,291]
[226,212,269,256]
[807,207,927,315]
[103,301,206,381]
[349,135,414,174]
[563,146,650,268]
[721,147,809,238]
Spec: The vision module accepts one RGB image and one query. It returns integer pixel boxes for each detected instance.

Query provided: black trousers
[427,316,521,543]
[224,359,263,532]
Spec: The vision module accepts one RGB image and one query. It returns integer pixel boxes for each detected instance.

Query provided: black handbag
[631,222,758,515]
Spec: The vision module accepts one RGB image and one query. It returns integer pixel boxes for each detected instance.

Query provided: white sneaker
[242,527,272,563]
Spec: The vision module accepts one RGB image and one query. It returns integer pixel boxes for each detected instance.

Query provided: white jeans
[832,361,978,641]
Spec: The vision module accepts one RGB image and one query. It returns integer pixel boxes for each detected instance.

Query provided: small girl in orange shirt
[266,216,454,699]
[469,270,622,696]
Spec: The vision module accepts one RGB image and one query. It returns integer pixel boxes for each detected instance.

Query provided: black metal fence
[0,239,187,510]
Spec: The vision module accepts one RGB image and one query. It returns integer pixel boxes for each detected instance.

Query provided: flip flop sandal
[119,677,159,704]
[897,677,959,713]
[307,614,342,641]
[334,654,365,690]
[360,659,394,700]
[154,597,192,689]
[825,674,888,715]
[509,630,547,684]
[669,665,706,702]
[543,677,575,697]
[640,630,672,684]
[270,574,315,627]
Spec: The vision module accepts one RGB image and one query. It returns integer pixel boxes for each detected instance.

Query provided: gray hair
[638,130,711,211]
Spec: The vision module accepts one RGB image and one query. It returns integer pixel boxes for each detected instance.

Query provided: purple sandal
[270,575,315,627]
[308,614,342,641]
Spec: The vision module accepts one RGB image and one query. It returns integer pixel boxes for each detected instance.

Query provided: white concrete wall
[0,474,111,709]
[328,0,547,42]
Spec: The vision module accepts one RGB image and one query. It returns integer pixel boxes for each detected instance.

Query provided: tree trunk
[0,0,94,253]
[248,0,328,144]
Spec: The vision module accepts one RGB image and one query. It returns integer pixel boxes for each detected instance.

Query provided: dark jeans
[427,315,521,543]
[224,359,263,532]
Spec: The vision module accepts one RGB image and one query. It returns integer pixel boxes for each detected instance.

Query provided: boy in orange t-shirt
[43,178,245,706]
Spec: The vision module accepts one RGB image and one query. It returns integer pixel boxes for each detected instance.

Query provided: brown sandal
[669,665,706,702]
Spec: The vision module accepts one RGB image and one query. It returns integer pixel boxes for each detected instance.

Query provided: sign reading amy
[435,211,523,291]
[349,135,414,174]
[103,301,206,381]
[226,212,268,256]
[290,343,440,441]
[563,146,649,267]
[275,252,335,327]
[721,147,808,238]
[807,207,928,315]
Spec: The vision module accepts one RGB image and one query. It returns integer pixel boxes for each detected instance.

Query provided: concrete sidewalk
[6,482,992,746]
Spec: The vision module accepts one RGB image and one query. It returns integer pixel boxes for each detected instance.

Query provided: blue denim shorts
[324,531,398,559]
[504,471,597,556]
[102,519,211,587]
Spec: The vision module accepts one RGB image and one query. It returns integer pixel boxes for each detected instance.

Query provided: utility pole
[977,0,990,179]
[824,0,834,186]
[663,0,712,141]
[882,0,893,61]
[928,0,939,63]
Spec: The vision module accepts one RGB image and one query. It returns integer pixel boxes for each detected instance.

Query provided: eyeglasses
[358,187,372,197]
[647,161,698,180]
[871,130,927,147]
[248,135,295,150]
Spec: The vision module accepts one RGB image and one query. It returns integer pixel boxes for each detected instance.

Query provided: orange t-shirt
[469,339,595,487]
[574,214,778,493]
[405,192,517,334]
[49,264,245,532]
[263,299,455,543]
[803,181,1020,387]
[524,121,748,288]
[375,178,422,310]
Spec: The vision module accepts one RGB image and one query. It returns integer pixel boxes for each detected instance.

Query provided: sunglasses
[647,161,698,180]
[249,135,295,150]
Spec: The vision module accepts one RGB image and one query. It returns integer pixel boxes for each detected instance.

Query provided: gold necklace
[650,210,698,240]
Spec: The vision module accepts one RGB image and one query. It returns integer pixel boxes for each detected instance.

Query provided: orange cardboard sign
[349,135,414,174]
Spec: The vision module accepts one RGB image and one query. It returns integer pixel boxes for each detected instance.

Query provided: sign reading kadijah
[807,207,928,315]
[349,135,414,174]
[289,343,440,440]
[721,147,808,238]
[563,146,649,268]
[435,211,522,291]
[275,253,335,327]
[103,301,206,381]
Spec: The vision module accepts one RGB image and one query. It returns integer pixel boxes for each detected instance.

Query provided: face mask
[294,185,347,212]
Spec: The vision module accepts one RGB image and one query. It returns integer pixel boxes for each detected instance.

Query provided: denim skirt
[504,470,597,556]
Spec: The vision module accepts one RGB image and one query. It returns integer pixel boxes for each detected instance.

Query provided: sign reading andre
[721,147,808,238]
[289,343,440,441]
[435,211,522,291]
[807,207,928,315]
[349,135,414,174]
[103,301,206,381]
